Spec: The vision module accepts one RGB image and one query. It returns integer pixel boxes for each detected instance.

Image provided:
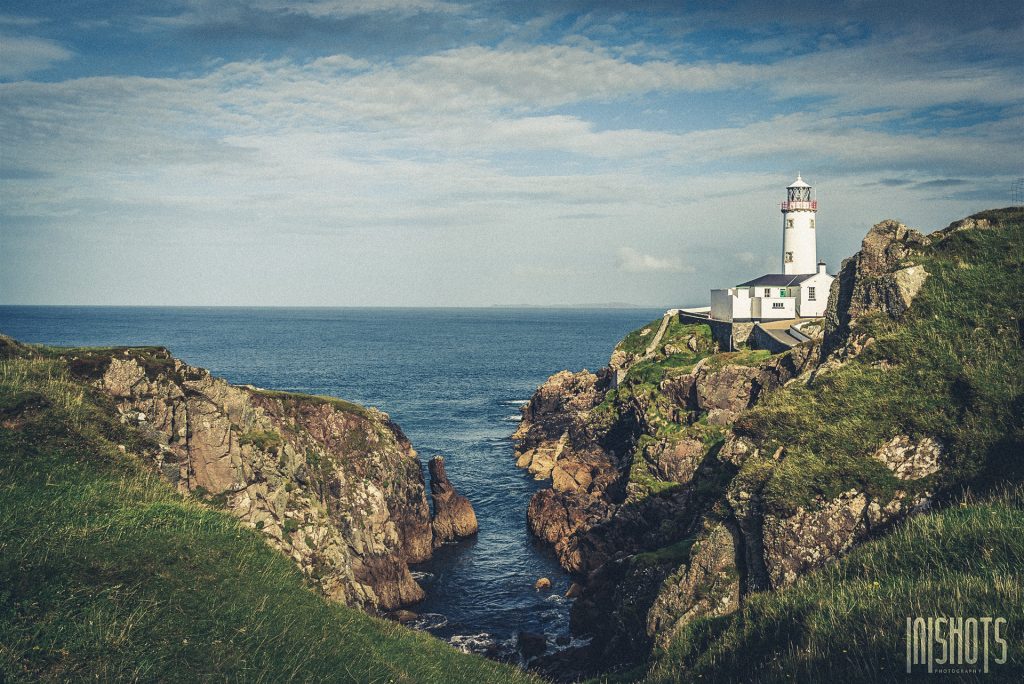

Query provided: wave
[409,613,449,631]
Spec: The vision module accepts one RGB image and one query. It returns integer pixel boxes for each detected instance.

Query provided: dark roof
[737,273,817,287]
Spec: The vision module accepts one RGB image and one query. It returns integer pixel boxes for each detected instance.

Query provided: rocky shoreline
[513,215,979,674]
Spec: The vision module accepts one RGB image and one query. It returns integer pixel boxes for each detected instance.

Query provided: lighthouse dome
[788,174,810,188]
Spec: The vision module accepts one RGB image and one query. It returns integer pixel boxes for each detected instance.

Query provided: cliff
[2,339,475,613]
[517,207,1024,677]
[0,338,525,683]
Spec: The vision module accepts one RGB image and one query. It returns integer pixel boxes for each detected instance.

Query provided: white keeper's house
[709,175,834,322]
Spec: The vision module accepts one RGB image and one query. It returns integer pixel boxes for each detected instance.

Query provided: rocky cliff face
[64,349,471,612]
[822,218,931,358]
[515,212,1016,673]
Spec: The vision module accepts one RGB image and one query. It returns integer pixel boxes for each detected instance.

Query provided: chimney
[817,261,827,274]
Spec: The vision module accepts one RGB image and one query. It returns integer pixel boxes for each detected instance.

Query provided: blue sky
[2,0,1022,306]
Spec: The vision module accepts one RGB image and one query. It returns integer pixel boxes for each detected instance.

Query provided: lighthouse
[781,174,817,275]
[705,174,834,325]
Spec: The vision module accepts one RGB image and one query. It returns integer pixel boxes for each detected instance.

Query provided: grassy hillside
[639,487,1024,682]
[627,209,1024,681]
[737,209,1024,516]
[0,347,534,683]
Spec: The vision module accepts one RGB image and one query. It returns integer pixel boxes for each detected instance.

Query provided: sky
[1,1,1022,307]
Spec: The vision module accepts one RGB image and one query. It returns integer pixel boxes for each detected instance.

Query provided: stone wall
[677,312,753,351]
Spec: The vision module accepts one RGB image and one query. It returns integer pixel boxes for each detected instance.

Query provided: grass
[237,429,284,451]
[734,209,1024,515]
[616,318,715,360]
[0,347,535,683]
[616,317,668,357]
[638,487,1024,683]
[701,348,772,372]
[250,388,375,421]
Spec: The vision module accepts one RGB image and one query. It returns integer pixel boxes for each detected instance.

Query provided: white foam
[449,632,494,654]
[409,613,448,631]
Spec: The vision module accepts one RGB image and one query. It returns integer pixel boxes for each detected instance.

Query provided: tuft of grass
[616,317,669,357]
[701,348,772,372]
[237,429,284,451]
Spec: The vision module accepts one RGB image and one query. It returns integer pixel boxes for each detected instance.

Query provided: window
[786,219,794,228]
[772,302,784,309]
[780,288,788,297]
[784,251,793,263]
[763,288,770,297]
[810,219,816,229]
[808,286,816,301]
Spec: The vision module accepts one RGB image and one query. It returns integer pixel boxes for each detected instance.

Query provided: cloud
[2,3,1023,305]
[0,35,72,78]
[154,0,464,26]
[617,247,691,273]
[0,15,46,27]
[914,178,969,189]
[736,251,759,265]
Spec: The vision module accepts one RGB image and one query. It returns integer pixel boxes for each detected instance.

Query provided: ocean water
[0,306,662,655]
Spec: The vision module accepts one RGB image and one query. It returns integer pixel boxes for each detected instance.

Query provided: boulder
[534,577,552,591]
[762,489,868,588]
[517,631,547,659]
[647,521,741,650]
[390,609,419,624]
[644,437,705,484]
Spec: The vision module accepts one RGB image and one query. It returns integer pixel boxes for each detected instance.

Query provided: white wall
[782,208,817,275]
[756,295,796,319]
[796,272,834,317]
[711,287,754,321]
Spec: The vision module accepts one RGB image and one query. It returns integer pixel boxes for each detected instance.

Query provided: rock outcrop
[428,455,478,543]
[65,347,467,612]
[645,521,740,651]
[871,435,944,480]
[823,219,931,357]
[512,212,1013,672]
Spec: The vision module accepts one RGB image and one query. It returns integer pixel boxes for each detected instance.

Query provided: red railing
[781,200,817,211]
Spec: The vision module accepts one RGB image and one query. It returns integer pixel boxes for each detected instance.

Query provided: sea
[0,305,662,658]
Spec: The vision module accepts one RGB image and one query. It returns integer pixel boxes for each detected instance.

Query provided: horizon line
[0,303,694,311]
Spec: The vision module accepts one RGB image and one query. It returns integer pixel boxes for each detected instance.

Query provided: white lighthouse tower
[781,174,817,275]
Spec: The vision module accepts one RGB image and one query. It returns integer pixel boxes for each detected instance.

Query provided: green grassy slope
[640,488,1024,683]
[738,209,1024,516]
[0,350,534,683]
[593,209,1024,681]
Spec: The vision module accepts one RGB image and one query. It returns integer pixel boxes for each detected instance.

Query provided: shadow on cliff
[553,442,740,675]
